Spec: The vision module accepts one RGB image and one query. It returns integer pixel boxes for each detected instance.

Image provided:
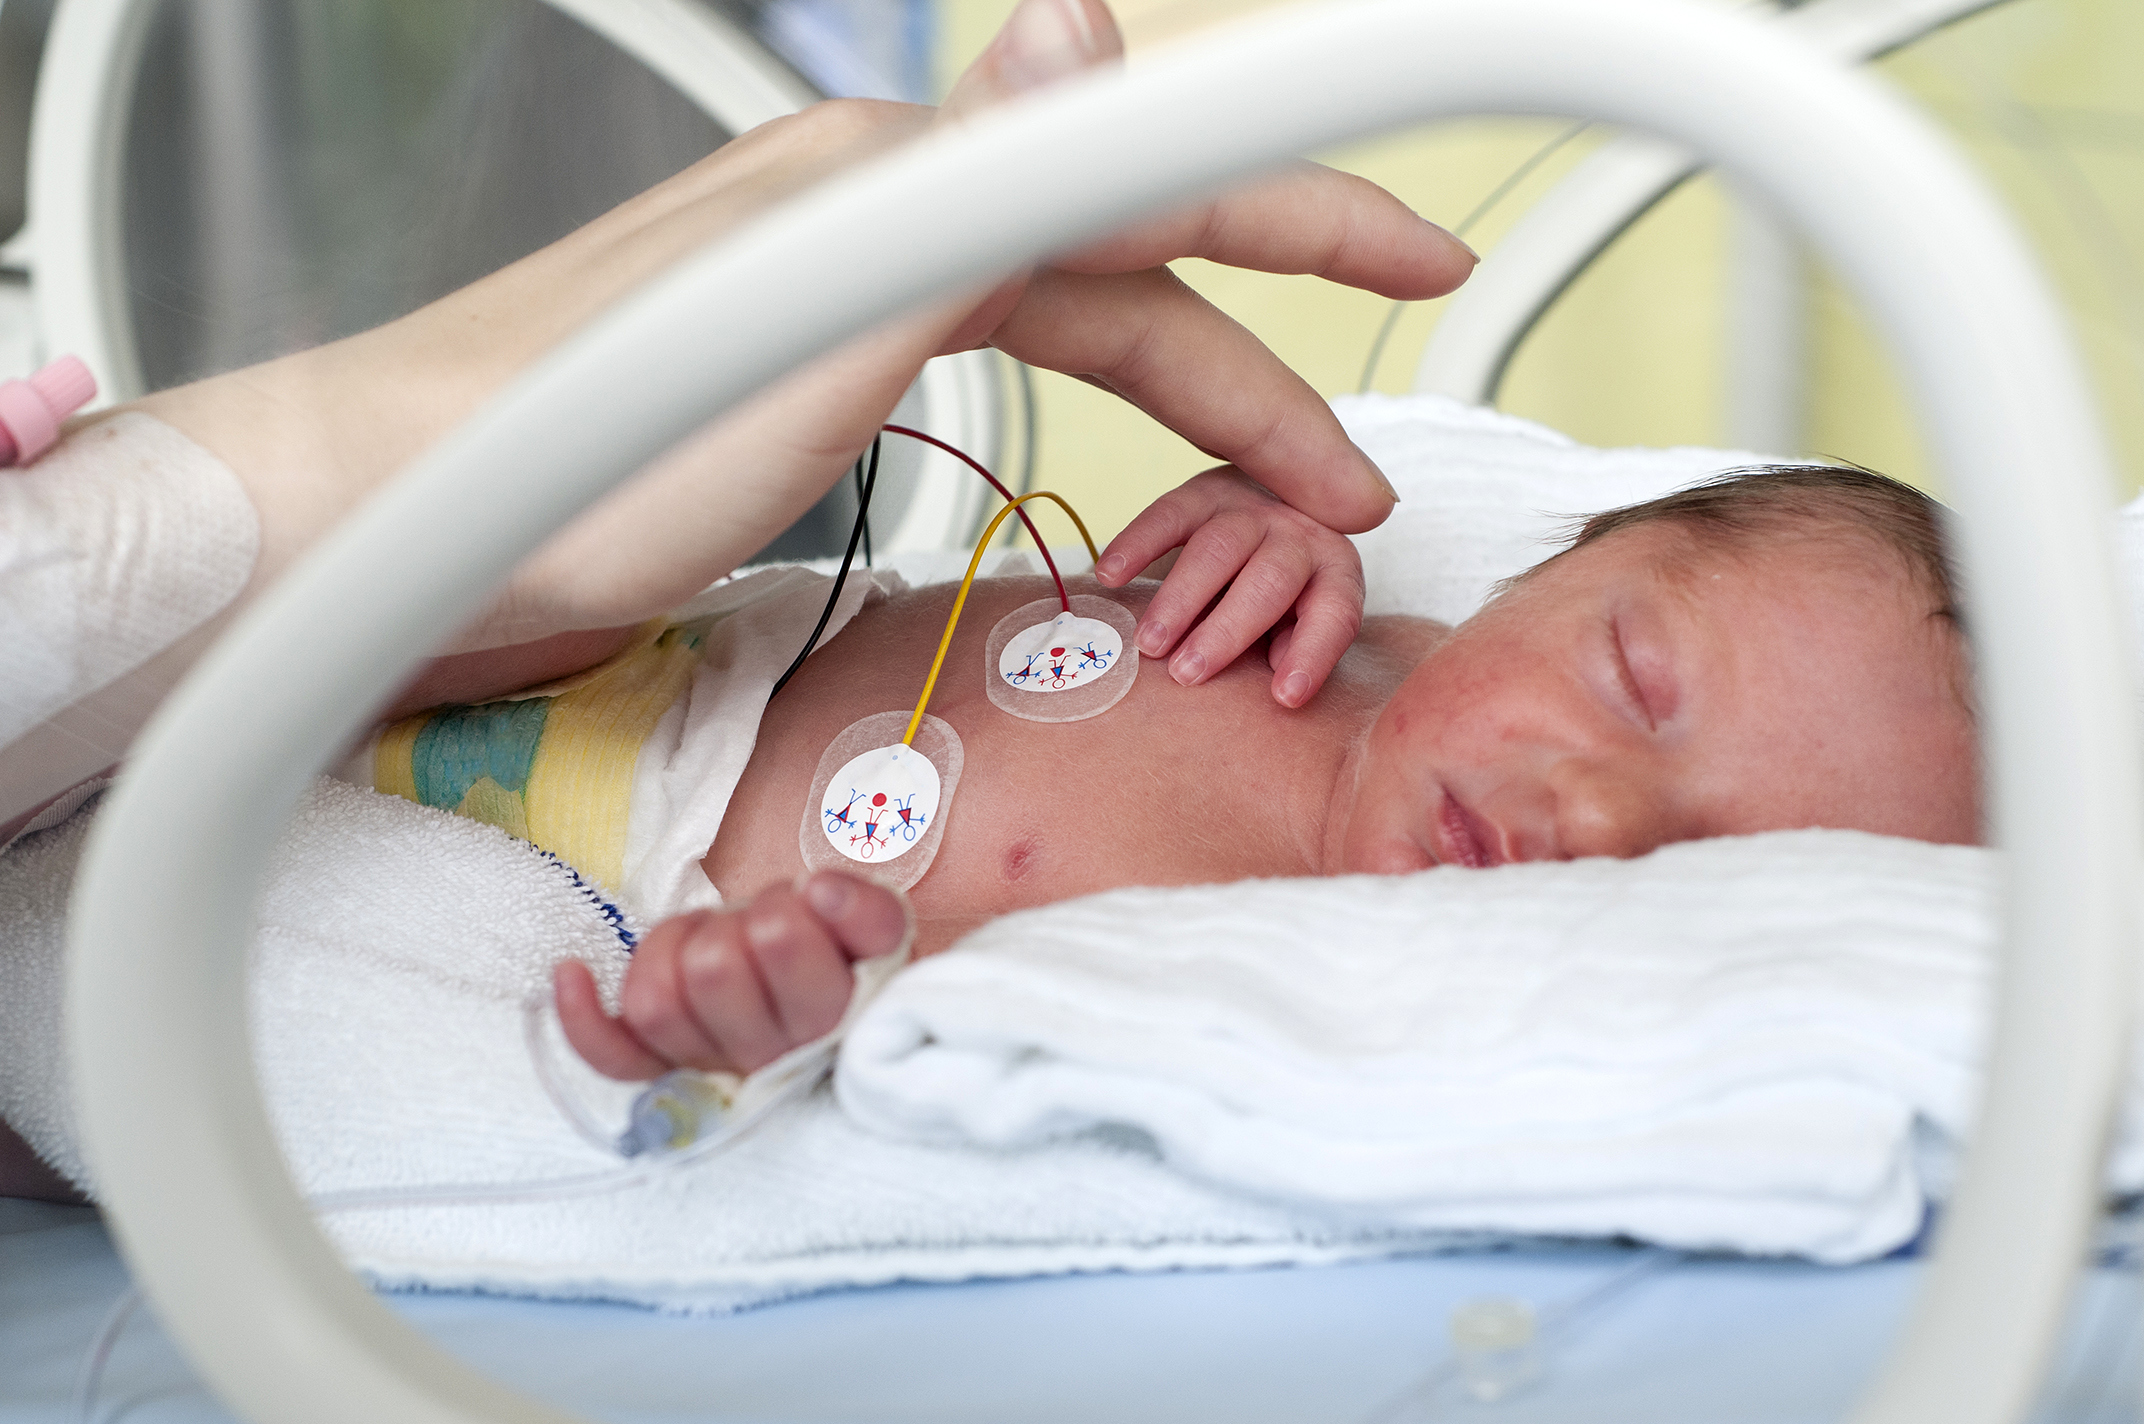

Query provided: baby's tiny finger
[619,916,731,1071]
[1139,516,1261,662]
[1166,537,1308,687]
[1095,479,1211,587]
[802,871,912,961]
[676,919,791,1073]
[555,961,671,1081]
[1268,560,1365,708]
[742,886,859,1046]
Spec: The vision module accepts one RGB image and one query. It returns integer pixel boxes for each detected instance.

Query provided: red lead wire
[880,423,1072,613]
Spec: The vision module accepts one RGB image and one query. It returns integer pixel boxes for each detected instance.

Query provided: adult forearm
[121,99,942,644]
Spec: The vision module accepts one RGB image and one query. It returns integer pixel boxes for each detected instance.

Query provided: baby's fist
[556,872,909,1080]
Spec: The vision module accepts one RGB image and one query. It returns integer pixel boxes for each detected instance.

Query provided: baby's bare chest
[703,578,1311,945]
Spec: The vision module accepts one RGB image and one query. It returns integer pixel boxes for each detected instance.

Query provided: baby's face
[1338,521,1978,872]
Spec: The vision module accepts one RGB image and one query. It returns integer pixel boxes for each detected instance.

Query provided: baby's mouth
[1434,790,1500,869]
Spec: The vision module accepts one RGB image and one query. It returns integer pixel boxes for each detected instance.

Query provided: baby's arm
[1095,467,1367,708]
[556,871,908,1079]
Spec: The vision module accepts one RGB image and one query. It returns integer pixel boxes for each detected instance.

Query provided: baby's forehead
[1588,514,1970,702]
[1556,514,1930,603]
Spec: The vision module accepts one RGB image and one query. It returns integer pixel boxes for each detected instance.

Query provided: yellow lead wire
[903,491,1101,746]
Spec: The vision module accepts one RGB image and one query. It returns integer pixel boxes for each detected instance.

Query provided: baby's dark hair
[1541,464,1963,631]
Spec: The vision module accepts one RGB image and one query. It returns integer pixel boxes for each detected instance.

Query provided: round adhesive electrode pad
[983,594,1140,723]
[799,711,964,890]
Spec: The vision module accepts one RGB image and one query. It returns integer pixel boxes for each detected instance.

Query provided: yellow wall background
[935,0,2144,542]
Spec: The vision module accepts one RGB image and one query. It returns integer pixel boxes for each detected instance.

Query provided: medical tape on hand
[0,413,260,749]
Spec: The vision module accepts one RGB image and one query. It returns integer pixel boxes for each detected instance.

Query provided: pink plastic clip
[0,356,97,467]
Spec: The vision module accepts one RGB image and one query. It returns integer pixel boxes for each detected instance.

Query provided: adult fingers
[990,268,1397,534]
[938,1,1469,304]
[939,0,1123,121]
[554,960,670,1081]
[1061,161,1475,302]
[932,1,1121,350]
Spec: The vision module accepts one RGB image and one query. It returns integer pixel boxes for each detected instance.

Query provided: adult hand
[485,0,1470,645]
[129,0,1472,656]
[934,0,1472,539]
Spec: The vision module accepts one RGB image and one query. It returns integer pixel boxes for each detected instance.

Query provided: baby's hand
[1094,468,1367,708]
[555,872,909,1080]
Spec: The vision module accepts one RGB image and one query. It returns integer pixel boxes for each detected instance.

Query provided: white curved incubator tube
[1410,0,2016,405]
[65,3,2130,1423]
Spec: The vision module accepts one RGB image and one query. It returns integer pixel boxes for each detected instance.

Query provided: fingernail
[1171,649,1207,685]
[1367,458,1400,505]
[1096,551,1128,582]
[1279,670,1311,706]
[997,0,1098,90]
[682,922,724,970]
[1435,220,1479,263]
[1136,620,1169,657]
[806,873,853,921]
[744,910,786,951]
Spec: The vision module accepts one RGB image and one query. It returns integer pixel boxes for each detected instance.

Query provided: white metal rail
[1411,0,2013,405]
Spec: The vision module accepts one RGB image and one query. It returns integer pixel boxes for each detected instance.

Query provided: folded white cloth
[841,830,2021,1265]
[0,779,646,1193]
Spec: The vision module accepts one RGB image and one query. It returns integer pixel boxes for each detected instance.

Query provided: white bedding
[840,829,2013,1265]
[7,392,2136,1305]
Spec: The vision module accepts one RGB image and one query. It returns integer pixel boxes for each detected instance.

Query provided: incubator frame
[1411,0,2014,407]
[24,0,1005,556]
[62,2,2132,1422]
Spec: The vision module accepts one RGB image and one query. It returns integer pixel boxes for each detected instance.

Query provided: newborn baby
[545,462,1977,1081]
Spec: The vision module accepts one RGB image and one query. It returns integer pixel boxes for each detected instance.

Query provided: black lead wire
[856,455,873,568]
[770,435,881,700]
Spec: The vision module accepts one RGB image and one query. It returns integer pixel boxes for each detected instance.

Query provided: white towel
[0,779,646,1193]
[0,778,1461,1312]
[838,830,2024,1265]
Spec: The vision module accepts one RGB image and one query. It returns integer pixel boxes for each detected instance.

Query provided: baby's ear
[940,0,1123,121]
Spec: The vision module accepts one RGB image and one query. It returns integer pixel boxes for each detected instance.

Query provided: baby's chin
[1336,819,1437,876]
